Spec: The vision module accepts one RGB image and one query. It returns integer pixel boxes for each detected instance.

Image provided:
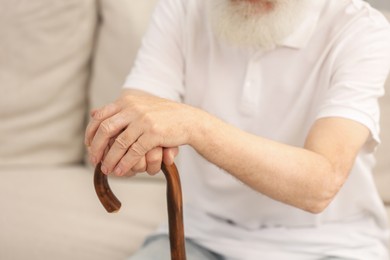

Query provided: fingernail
[114,167,122,176]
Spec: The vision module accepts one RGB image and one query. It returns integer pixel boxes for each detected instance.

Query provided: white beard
[208,0,310,50]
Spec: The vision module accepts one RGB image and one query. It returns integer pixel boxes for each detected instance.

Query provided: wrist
[185,106,217,151]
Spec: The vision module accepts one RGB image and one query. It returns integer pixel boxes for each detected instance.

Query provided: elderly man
[85,0,390,259]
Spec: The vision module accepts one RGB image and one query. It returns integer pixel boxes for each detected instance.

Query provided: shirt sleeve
[316,10,390,151]
[123,0,186,102]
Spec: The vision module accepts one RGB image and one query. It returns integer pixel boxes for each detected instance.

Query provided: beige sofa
[0,1,389,259]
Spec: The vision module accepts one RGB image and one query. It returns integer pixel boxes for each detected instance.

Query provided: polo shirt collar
[281,0,327,49]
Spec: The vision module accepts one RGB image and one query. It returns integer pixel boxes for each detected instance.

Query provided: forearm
[188,111,343,213]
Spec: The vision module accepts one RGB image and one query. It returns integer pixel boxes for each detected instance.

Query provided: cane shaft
[162,163,186,260]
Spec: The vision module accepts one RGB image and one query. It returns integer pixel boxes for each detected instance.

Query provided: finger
[130,157,147,174]
[90,109,98,117]
[112,134,156,177]
[102,137,116,163]
[163,147,179,166]
[85,103,120,147]
[100,125,143,174]
[90,112,135,167]
[146,147,163,175]
[113,157,147,176]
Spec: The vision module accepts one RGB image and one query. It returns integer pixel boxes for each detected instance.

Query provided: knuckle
[129,142,147,157]
[149,122,161,136]
[93,110,105,120]
[128,102,142,115]
[142,116,161,137]
[93,103,119,120]
[115,134,130,150]
[141,112,152,123]
[100,120,113,136]
[85,123,99,145]
[122,109,133,119]
[141,114,156,129]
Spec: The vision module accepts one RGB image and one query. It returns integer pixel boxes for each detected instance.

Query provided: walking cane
[94,162,187,260]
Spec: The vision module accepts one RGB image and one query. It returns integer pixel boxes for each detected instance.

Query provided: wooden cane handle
[93,162,186,260]
[94,162,122,213]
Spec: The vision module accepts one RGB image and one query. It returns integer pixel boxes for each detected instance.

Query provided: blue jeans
[128,234,353,260]
[128,234,224,260]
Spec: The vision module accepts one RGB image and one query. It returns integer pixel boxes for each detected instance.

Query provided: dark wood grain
[94,162,122,213]
[93,162,186,260]
[161,163,187,260]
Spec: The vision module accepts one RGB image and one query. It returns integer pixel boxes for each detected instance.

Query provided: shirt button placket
[240,54,262,116]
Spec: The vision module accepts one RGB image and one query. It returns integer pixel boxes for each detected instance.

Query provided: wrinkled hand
[85,91,196,176]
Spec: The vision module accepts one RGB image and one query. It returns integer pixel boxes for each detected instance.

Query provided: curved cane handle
[93,162,186,260]
[94,162,121,213]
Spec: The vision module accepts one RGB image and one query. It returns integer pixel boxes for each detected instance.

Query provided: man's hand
[85,89,195,176]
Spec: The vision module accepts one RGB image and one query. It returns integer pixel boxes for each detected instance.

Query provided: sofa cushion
[0,0,97,166]
[0,166,167,259]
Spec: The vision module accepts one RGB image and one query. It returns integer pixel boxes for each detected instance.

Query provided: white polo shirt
[124,0,390,258]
